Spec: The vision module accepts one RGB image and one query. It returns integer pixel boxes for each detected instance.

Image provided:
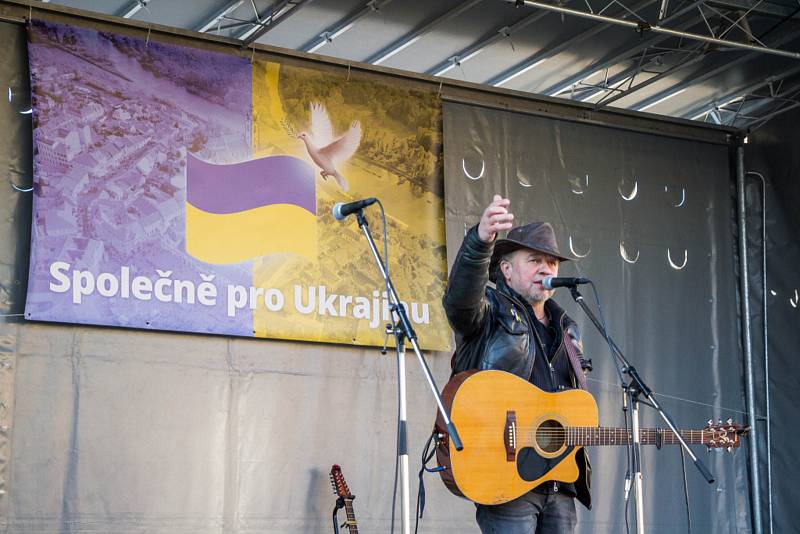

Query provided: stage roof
[37,0,800,131]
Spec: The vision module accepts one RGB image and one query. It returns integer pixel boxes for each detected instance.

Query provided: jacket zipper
[506,293,553,389]
[514,295,575,391]
[554,313,572,389]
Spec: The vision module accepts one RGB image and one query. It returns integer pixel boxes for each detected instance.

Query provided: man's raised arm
[442,195,514,337]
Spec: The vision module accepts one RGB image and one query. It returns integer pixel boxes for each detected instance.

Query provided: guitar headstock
[330,464,355,500]
[703,419,749,452]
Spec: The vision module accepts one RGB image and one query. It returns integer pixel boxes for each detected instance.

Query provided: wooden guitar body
[434,369,746,506]
[435,370,598,505]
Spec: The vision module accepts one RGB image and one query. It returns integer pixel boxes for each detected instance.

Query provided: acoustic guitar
[330,464,359,534]
[434,370,747,505]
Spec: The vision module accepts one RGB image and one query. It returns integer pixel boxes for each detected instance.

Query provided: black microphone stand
[353,209,463,534]
[567,285,715,534]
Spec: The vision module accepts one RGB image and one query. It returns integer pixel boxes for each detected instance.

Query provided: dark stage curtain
[744,112,800,534]
[443,102,750,533]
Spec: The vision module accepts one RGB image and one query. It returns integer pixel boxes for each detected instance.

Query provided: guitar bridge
[504,411,517,461]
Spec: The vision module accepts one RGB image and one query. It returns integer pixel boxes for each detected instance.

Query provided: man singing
[442,194,592,534]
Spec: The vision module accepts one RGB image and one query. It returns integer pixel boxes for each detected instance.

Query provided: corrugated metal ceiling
[36,0,800,131]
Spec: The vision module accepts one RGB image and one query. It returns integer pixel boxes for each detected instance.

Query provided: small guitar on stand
[330,464,359,534]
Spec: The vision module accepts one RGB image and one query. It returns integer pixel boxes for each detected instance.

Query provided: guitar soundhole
[536,419,565,453]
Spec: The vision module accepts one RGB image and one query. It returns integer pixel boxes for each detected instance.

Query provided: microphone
[332,198,378,220]
[542,276,591,289]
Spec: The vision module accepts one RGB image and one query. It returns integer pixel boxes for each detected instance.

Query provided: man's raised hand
[477,194,514,243]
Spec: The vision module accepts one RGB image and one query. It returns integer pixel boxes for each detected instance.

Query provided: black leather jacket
[442,225,592,509]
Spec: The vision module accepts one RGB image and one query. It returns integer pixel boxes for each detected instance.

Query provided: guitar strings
[453,428,714,441]
[455,429,716,447]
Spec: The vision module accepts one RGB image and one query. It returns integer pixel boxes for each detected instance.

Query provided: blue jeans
[476,490,577,534]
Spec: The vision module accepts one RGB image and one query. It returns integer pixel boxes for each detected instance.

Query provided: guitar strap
[564,335,588,390]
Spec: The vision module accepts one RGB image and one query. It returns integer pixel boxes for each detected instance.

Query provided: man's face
[501,248,560,305]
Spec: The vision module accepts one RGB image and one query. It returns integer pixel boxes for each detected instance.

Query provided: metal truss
[684,65,800,128]
[487,0,659,86]
[745,85,800,130]
[707,0,800,20]
[586,44,707,109]
[503,0,800,119]
[630,27,800,112]
[684,63,800,119]
[532,0,800,101]
[506,0,800,59]
[713,84,800,129]
[568,43,695,101]
[110,0,800,130]
[542,0,705,96]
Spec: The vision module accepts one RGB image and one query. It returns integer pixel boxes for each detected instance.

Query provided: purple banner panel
[186,153,316,214]
[25,20,256,336]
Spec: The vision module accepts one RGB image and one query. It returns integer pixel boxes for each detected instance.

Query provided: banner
[25,20,450,350]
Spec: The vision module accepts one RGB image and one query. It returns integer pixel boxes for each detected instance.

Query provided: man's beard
[525,287,552,304]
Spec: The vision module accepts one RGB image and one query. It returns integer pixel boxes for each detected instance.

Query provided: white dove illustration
[297,102,361,191]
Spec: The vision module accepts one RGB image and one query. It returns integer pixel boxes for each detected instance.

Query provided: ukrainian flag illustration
[185,154,317,264]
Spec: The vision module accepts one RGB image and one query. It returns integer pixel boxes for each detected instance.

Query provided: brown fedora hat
[489,222,572,282]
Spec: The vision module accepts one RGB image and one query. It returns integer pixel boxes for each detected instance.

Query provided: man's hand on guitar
[478,194,514,243]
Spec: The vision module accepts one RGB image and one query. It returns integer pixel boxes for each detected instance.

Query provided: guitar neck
[565,427,706,447]
[342,499,358,534]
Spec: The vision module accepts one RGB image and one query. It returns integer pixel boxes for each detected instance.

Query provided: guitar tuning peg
[726,418,733,425]
[727,446,733,453]
[717,419,723,425]
[707,419,714,426]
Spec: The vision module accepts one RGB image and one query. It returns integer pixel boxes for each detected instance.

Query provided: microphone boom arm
[354,210,462,449]
[350,207,462,534]
[567,285,715,481]
[567,284,714,534]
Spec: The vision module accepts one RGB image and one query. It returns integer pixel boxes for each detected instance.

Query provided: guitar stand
[332,497,359,534]
[568,286,715,534]
[353,208,463,534]
[332,497,344,534]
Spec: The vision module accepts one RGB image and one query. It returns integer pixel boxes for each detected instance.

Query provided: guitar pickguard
[516,446,575,482]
